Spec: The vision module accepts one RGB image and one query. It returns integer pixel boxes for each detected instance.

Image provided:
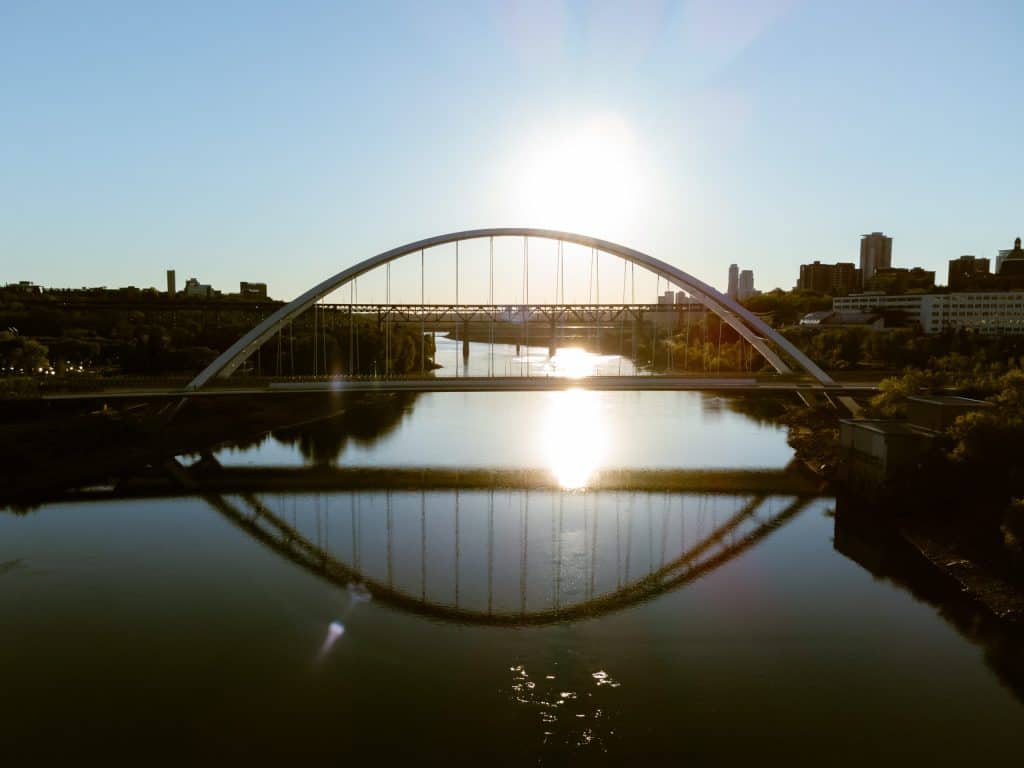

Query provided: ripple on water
[504,661,621,753]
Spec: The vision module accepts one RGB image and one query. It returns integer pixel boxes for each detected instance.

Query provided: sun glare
[505,114,646,234]
[541,389,608,490]
[550,347,594,379]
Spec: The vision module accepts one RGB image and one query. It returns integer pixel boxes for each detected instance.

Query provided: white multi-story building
[833,292,1024,334]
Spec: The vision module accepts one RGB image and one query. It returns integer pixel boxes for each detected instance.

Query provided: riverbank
[899,520,1024,624]
[748,387,1024,630]
[0,392,415,508]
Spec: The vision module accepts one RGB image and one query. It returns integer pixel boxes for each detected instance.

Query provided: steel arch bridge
[186,228,834,390]
[155,456,815,627]
[208,484,811,628]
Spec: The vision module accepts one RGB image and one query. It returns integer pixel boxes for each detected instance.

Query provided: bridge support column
[462,325,470,363]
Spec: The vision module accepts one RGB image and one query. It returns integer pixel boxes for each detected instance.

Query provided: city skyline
[3,2,1022,301]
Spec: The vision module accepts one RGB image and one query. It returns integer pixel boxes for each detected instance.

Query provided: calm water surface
[2,349,1022,763]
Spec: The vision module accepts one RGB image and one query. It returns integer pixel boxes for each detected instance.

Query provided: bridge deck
[55,465,827,501]
[41,376,880,400]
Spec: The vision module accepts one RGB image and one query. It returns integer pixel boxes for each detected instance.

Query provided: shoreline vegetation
[759,350,1024,628]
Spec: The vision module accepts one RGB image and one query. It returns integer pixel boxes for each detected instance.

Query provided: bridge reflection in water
[174,458,810,626]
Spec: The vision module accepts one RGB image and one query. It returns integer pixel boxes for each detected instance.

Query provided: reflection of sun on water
[550,347,593,379]
[542,389,608,489]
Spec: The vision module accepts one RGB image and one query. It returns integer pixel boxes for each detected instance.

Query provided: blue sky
[2,1,1021,301]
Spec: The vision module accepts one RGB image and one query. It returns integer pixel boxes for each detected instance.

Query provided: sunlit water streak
[541,389,608,489]
[432,339,641,378]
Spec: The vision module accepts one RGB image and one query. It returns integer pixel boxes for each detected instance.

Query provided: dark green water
[2,389,1022,764]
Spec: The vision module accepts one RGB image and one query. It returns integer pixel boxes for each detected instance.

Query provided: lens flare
[316,621,346,662]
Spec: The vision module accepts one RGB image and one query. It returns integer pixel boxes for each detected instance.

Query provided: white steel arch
[186,228,834,389]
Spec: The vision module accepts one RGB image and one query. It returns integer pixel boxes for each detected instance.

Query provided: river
[1,345,1022,763]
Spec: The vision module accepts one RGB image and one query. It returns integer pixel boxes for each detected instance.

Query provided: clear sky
[2,0,1021,302]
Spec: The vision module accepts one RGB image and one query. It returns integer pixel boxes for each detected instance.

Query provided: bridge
[53,463,826,502]
[39,376,877,402]
[185,228,836,391]
[156,456,818,627]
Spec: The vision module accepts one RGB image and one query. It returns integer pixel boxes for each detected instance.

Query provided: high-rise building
[239,281,268,299]
[860,232,893,286]
[675,291,700,307]
[797,261,860,295]
[738,270,756,300]
[947,255,991,290]
[727,264,739,299]
[184,277,215,298]
[865,267,935,293]
[166,269,176,297]
[996,237,1024,276]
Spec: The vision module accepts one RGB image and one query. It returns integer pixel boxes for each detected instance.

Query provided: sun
[503,114,646,235]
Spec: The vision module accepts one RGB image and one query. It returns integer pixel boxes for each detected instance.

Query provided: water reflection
[207,479,809,626]
[2,382,804,513]
[0,391,421,506]
[541,389,608,489]
[834,500,1024,705]
[269,392,417,465]
[508,662,621,755]
[6,397,1024,762]
[432,338,640,378]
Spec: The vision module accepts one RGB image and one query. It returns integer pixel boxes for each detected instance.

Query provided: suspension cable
[524,236,529,376]
[493,236,497,376]
[703,308,708,373]
[553,241,560,307]
[630,263,637,368]
[385,263,391,377]
[595,248,600,353]
[588,248,594,304]
[717,315,723,374]
[619,258,627,375]
[454,488,461,608]
[652,276,659,369]
[684,293,691,371]
[553,241,561,359]
[420,248,425,375]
